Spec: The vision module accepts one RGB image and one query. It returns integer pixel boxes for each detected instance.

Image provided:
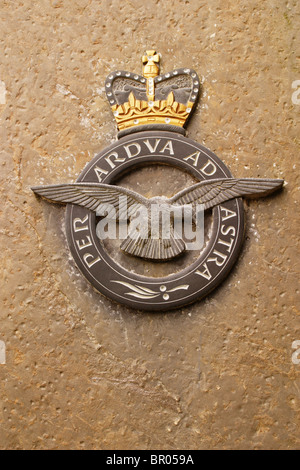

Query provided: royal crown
[105,50,200,134]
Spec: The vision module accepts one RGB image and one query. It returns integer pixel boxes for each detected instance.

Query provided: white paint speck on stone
[96,87,105,96]
[0,81,7,104]
[56,84,71,96]
[80,117,91,128]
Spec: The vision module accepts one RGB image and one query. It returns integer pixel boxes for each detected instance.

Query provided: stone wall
[0,0,299,449]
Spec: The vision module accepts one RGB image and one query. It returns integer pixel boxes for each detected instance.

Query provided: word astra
[195,204,238,281]
[96,196,205,251]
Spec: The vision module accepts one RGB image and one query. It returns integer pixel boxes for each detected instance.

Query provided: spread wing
[31,183,148,219]
[170,178,284,210]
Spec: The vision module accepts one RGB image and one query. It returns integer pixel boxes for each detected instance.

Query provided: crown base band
[117,124,186,139]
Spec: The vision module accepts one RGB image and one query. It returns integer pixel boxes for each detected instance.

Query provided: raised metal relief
[32,50,284,311]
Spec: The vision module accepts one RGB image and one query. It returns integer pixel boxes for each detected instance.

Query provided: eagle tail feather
[120,227,185,260]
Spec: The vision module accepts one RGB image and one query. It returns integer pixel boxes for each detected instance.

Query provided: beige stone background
[0,0,299,450]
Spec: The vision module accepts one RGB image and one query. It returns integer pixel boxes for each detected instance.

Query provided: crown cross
[105,50,200,133]
[142,50,160,101]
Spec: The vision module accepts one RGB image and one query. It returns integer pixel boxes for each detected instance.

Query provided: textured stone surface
[0,0,299,450]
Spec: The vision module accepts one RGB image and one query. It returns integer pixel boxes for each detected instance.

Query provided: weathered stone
[0,0,299,450]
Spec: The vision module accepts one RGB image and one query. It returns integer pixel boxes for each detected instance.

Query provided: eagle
[32,178,283,260]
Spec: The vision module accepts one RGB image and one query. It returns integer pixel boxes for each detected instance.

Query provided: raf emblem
[32,51,283,311]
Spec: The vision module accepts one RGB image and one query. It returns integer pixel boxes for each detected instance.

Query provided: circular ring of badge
[65,131,244,311]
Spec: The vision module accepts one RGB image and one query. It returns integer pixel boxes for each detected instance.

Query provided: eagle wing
[31,183,148,219]
[170,178,284,210]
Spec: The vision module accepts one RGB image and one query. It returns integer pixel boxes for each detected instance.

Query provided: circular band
[66,131,244,311]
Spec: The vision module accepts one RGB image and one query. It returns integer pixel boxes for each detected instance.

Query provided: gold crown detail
[105,50,200,132]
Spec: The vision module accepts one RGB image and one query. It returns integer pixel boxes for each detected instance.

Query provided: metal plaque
[32,51,283,311]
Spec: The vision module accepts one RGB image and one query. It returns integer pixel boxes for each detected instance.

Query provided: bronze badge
[32,51,283,311]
